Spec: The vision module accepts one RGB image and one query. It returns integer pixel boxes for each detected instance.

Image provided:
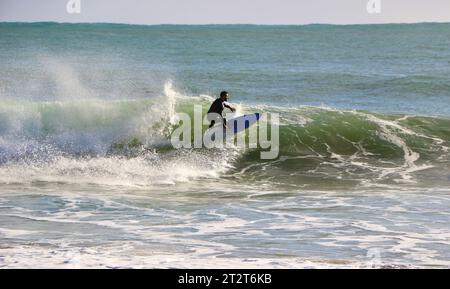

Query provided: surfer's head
[220,91,229,101]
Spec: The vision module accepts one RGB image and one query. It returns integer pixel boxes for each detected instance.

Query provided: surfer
[207,91,236,128]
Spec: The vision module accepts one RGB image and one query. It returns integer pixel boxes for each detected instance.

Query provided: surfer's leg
[207,113,215,128]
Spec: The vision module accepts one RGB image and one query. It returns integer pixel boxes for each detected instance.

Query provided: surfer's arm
[223,102,236,112]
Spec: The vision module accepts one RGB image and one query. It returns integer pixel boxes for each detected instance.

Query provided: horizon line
[1,20,450,27]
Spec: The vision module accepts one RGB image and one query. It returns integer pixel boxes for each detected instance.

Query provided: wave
[0,82,237,187]
[234,106,450,188]
[0,82,449,189]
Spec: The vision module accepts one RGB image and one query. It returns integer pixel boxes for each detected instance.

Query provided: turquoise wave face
[233,106,450,189]
[0,94,449,189]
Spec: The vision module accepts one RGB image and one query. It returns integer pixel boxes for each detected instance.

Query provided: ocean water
[0,22,450,268]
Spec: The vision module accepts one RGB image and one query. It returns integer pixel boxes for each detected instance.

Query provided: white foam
[0,151,231,188]
[0,242,369,269]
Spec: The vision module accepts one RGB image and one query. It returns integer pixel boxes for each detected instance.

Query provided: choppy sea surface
[0,22,449,268]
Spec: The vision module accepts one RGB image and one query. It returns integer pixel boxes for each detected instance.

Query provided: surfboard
[224,112,261,136]
[204,113,261,141]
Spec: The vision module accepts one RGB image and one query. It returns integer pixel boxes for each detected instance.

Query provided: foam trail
[353,111,435,183]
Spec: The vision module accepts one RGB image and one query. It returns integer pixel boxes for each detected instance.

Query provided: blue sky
[1,0,449,25]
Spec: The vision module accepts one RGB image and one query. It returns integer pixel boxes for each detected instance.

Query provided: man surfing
[207,91,236,128]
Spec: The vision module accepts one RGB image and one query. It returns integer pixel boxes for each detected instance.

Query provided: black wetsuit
[207,98,228,128]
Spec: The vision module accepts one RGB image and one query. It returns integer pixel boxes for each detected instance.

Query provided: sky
[1,0,450,25]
